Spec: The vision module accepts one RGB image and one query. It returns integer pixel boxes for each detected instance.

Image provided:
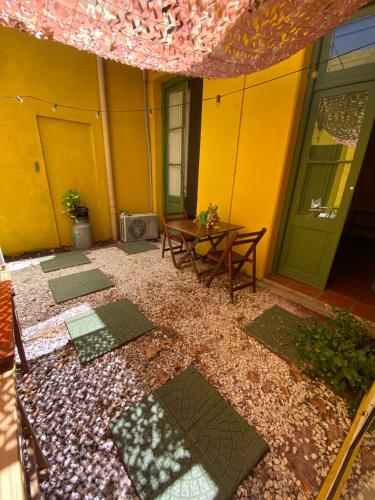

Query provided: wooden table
[165,220,243,280]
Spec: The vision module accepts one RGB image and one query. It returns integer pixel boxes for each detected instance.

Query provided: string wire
[2,39,375,113]
[228,76,246,226]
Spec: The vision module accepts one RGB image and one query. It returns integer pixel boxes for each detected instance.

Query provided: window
[299,91,368,218]
[327,14,375,72]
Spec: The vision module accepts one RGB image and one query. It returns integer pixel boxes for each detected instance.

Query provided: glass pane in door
[328,14,375,72]
[299,90,368,217]
[169,129,182,164]
[168,91,183,128]
[169,164,181,196]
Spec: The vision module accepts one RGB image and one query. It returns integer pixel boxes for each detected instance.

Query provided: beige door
[38,117,102,246]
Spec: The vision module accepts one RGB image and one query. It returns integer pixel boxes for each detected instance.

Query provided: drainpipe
[96,56,118,241]
[142,70,153,213]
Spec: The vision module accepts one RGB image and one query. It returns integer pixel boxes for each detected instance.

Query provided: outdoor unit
[119,213,159,242]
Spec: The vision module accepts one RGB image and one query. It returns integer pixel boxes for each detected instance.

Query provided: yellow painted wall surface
[0,22,308,266]
[0,26,110,254]
[197,50,309,278]
[104,62,150,214]
[0,26,150,255]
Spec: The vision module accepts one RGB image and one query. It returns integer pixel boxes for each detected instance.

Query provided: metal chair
[206,228,267,300]
[161,210,196,268]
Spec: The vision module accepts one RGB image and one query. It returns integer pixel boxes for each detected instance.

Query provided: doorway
[163,78,203,217]
[277,84,375,289]
[38,117,102,246]
[277,5,375,291]
[326,121,375,306]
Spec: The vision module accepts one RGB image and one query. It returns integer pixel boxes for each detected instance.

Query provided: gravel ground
[11,244,374,499]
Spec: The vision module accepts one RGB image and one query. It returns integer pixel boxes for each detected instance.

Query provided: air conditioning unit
[119,213,159,242]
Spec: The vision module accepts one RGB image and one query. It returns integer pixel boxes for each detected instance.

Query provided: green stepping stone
[110,366,269,500]
[40,250,90,273]
[48,268,113,303]
[118,240,158,255]
[244,305,307,366]
[65,298,154,364]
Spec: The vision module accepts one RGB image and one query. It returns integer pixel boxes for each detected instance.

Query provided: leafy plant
[291,308,375,412]
[61,189,88,222]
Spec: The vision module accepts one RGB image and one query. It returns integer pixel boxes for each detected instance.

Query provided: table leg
[206,232,227,253]
[180,234,201,281]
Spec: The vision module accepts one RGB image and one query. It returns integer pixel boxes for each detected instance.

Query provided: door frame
[273,4,375,283]
[278,82,375,288]
[162,76,187,213]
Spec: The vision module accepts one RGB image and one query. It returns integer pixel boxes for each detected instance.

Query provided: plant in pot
[61,189,93,249]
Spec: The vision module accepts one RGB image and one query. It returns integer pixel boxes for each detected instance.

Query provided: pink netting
[0,1,367,78]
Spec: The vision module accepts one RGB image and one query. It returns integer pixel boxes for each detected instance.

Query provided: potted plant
[61,189,93,249]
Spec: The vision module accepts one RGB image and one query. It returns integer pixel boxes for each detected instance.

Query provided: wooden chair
[206,228,267,301]
[161,210,196,268]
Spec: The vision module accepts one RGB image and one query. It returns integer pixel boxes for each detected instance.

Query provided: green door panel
[163,79,187,213]
[278,82,375,289]
[284,225,330,283]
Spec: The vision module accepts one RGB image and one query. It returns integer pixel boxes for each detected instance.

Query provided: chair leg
[229,271,234,302]
[228,253,234,302]
[206,256,226,287]
[253,249,257,292]
[161,232,166,258]
[167,234,178,268]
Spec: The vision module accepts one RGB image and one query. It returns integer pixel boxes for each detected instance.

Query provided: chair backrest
[224,228,267,262]
[161,209,188,226]
[232,228,267,248]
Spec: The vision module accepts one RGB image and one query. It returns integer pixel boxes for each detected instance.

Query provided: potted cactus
[61,189,93,249]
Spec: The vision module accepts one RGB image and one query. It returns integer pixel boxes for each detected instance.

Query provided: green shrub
[61,189,81,221]
[291,308,375,411]
[61,190,89,222]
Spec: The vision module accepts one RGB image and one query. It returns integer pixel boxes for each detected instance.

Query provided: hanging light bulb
[52,103,57,112]
[16,95,24,103]
[96,109,100,118]
[311,64,319,80]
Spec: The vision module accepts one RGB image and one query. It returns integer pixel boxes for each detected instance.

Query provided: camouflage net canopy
[0,0,367,78]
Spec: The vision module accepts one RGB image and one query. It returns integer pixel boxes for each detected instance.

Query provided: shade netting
[0,1,367,77]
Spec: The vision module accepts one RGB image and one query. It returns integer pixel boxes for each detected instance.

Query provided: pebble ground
[11,244,374,499]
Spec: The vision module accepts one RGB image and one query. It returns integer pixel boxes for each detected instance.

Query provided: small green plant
[291,308,375,412]
[61,190,88,222]
[61,189,80,221]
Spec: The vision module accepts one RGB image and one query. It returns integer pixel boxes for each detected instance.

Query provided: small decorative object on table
[198,211,208,226]
[194,204,219,228]
[206,203,220,229]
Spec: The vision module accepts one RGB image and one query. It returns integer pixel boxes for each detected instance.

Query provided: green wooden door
[278,82,375,289]
[164,80,187,213]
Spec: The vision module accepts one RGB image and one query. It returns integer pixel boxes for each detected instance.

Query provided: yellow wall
[0,26,150,255]
[104,62,150,214]
[197,50,310,278]
[0,22,309,268]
